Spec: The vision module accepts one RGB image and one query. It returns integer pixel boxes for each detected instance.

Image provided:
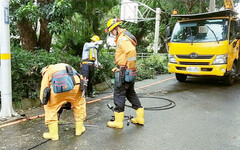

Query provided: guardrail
[137,53,154,59]
[102,52,166,59]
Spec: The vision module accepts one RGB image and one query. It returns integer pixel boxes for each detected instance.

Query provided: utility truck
[166,4,240,85]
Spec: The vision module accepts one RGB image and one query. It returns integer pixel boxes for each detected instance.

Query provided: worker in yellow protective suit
[40,63,86,141]
[106,18,144,129]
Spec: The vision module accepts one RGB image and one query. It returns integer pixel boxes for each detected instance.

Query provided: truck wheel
[223,63,237,85]
[175,73,187,82]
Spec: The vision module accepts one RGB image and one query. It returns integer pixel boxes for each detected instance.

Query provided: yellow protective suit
[114,29,137,69]
[40,63,86,125]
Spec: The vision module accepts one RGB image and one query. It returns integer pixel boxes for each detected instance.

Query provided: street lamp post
[209,0,216,12]
[153,8,161,53]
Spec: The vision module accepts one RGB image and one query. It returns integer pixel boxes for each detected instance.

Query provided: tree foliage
[10,0,239,52]
[53,0,119,56]
[10,0,119,52]
[11,46,81,102]
[10,0,73,51]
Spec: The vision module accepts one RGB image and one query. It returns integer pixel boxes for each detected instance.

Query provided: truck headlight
[168,54,177,63]
[212,54,227,65]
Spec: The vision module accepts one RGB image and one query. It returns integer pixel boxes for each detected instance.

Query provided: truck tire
[223,63,237,85]
[175,73,187,82]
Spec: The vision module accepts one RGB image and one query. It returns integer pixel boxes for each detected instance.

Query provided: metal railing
[102,52,166,59]
[137,53,154,59]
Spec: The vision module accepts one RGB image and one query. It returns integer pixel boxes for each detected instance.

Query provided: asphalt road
[1,73,240,150]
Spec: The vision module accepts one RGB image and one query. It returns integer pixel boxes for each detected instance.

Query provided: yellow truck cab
[167,9,240,85]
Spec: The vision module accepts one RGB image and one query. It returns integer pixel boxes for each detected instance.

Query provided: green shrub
[10,47,168,102]
[94,49,115,84]
[136,54,168,81]
[94,51,169,83]
[94,51,169,82]
[11,47,80,102]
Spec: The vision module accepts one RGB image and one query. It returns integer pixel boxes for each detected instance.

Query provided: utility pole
[199,0,202,13]
[209,0,216,12]
[153,8,161,53]
[0,0,17,118]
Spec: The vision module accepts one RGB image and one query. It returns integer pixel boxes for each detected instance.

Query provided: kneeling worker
[40,63,86,141]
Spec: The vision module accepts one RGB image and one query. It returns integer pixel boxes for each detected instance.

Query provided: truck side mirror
[166,26,171,38]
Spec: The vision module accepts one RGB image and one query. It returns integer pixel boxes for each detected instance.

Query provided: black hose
[28,139,50,150]
[105,93,176,111]
[85,108,101,121]
[125,96,176,111]
[58,107,101,123]
[28,94,174,149]
[28,108,101,150]
[101,71,114,92]
[97,50,114,92]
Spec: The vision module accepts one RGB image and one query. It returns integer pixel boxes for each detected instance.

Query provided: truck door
[228,19,238,71]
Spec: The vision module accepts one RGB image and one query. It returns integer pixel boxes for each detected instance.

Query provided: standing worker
[40,63,86,141]
[81,35,103,98]
[106,18,144,128]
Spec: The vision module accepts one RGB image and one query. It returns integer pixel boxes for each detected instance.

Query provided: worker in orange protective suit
[106,18,144,129]
[40,63,86,141]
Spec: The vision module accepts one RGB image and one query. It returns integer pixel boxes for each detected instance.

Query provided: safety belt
[123,30,137,45]
[66,65,76,85]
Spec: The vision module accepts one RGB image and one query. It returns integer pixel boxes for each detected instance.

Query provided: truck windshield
[171,19,229,43]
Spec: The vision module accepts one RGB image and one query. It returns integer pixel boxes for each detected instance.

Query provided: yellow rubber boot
[43,122,59,141]
[107,112,124,129]
[131,108,144,125]
[75,121,86,136]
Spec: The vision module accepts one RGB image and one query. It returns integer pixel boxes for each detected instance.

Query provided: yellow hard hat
[107,18,121,32]
[90,35,100,42]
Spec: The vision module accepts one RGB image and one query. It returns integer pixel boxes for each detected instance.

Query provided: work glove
[97,40,103,45]
[94,63,102,69]
[112,67,119,72]
[79,62,82,68]
[98,64,103,69]
[95,64,102,69]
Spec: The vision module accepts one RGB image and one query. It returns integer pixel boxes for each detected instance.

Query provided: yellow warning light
[224,0,234,10]
[225,4,232,9]
[173,9,178,15]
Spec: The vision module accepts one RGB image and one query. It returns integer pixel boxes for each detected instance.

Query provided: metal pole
[209,0,216,12]
[153,8,160,53]
[0,0,17,118]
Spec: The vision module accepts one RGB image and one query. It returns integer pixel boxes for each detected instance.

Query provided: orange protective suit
[114,29,137,69]
[40,63,86,125]
[107,28,144,128]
